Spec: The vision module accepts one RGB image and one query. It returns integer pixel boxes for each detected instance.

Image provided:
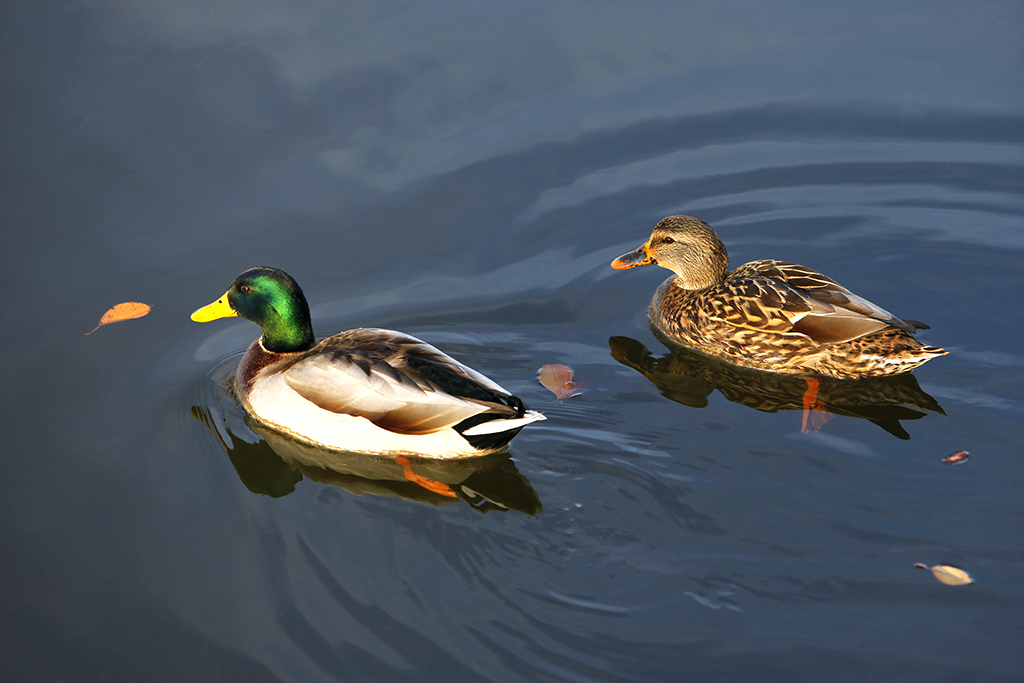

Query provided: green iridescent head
[191,266,315,353]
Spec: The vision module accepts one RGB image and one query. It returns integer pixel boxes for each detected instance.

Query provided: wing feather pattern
[281,329,521,435]
[714,261,925,343]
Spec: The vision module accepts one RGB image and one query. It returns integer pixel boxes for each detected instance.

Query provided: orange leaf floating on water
[915,563,974,586]
[538,363,588,401]
[943,450,970,465]
[396,456,457,498]
[85,302,152,335]
[800,377,834,433]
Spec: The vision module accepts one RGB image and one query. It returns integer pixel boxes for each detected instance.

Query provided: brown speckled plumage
[611,215,946,379]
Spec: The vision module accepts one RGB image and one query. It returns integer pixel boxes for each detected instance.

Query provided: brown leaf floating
[85,302,152,335]
[538,364,588,401]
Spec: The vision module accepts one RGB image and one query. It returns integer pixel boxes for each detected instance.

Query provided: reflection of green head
[192,266,315,353]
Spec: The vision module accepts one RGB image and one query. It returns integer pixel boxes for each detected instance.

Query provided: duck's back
[648,260,946,378]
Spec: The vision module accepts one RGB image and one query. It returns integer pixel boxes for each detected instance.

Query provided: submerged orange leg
[396,456,458,498]
[801,377,834,433]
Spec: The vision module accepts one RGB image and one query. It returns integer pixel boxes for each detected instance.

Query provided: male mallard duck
[191,267,544,458]
[611,215,947,379]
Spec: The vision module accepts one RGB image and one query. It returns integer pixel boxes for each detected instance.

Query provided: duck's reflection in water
[609,335,944,440]
[192,406,542,515]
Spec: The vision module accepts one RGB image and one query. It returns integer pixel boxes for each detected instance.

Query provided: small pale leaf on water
[538,364,588,400]
[915,563,974,586]
[943,450,969,464]
[86,302,152,335]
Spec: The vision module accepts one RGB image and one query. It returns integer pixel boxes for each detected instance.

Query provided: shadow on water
[609,334,945,440]
[191,402,542,516]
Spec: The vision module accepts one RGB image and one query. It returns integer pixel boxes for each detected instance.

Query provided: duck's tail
[460,410,546,436]
[882,344,947,373]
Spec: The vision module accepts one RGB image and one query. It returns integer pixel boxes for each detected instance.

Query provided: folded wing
[720,261,927,344]
[281,329,522,435]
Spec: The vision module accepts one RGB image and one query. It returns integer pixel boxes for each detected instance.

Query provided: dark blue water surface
[2,2,1023,681]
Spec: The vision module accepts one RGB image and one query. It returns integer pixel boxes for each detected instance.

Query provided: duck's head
[191,266,315,352]
[610,215,729,290]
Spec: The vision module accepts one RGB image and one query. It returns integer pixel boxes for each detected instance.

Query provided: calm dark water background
[2,2,1022,681]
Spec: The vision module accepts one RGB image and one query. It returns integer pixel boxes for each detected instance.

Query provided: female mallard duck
[191,267,544,458]
[611,215,946,379]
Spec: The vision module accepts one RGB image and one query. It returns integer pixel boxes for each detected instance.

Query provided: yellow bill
[190,291,238,322]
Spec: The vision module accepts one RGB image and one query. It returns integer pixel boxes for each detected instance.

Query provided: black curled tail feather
[452,393,528,436]
[507,394,526,418]
[451,393,531,451]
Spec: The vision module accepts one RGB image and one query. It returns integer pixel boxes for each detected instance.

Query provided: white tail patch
[461,410,546,436]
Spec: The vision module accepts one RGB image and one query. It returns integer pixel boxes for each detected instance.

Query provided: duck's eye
[661,236,675,244]
[239,284,252,294]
